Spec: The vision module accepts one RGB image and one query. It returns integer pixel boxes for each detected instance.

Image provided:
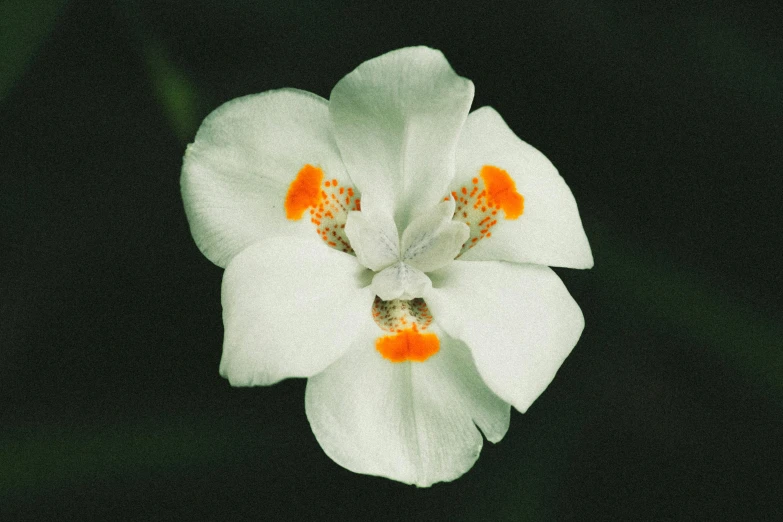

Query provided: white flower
[181,47,593,487]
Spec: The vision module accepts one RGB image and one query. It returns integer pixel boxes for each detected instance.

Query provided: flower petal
[401,199,469,273]
[454,107,593,269]
[371,262,432,301]
[343,209,399,271]
[220,237,374,386]
[306,323,510,487]
[329,47,474,231]
[425,260,584,413]
[182,89,350,267]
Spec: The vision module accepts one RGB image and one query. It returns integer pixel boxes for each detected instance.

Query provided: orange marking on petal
[376,328,440,363]
[285,165,324,220]
[480,165,524,219]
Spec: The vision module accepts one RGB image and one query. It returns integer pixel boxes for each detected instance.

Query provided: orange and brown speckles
[481,165,524,219]
[375,326,440,363]
[286,165,360,254]
[372,297,439,363]
[449,165,524,256]
[285,164,323,220]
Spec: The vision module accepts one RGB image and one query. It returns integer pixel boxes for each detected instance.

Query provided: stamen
[372,297,439,363]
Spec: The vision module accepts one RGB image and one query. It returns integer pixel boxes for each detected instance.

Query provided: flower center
[372,297,439,362]
[448,165,525,256]
[284,164,360,253]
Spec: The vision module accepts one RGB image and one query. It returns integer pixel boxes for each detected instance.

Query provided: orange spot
[480,165,524,219]
[285,165,323,220]
[375,328,440,363]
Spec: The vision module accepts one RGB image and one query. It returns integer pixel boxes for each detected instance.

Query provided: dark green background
[3,0,782,519]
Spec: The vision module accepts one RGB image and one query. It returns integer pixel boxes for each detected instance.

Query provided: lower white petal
[425,260,584,413]
[220,237,374,386]
[305,323,510,487]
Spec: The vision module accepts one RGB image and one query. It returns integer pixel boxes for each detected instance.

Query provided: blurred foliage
[0,0,69,101]
[594,228,783,405]
[143,42,204,143]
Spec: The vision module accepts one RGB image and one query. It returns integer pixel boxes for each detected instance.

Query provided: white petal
[343,210,399,271]
[220,237,374,386]
[330,47,474,232]
[371,262,432,301]
[305,323,510,487]
[425,260,584,413]
[182,89,350,267]
[401,199,470,273]
[454,107,593,269]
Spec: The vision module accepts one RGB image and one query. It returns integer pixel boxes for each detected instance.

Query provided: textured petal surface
[220,237,374,386]
[370,262,431,301]
[182,89,349,267]
[330,47,474,231]
[401,199,469,273]
[306,323,510,487]
[344,210,399,271]
[454,107,593,269]
[425,260,584,413]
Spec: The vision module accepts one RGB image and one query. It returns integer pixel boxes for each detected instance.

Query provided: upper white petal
[181,89,349,267]
[329,47,474,232]
[305,323,510,487]
[454,106,593,269]
[220,237,374,386]
[425,260,585,413]
[401,199,469,273]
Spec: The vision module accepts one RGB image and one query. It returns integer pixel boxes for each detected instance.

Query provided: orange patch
[480,165,524,219]
[285,164,323,220]
[375,326,440,363]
